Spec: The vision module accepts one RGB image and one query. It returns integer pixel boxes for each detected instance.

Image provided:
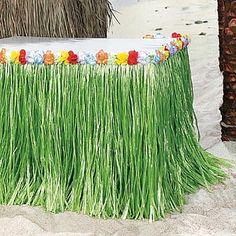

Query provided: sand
[0,0,236,235]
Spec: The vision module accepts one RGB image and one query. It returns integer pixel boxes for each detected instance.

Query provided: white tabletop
[0,37,170,54]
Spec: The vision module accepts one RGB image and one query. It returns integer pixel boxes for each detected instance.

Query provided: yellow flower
[10,51,20,64]
[58,51,69,64]
[181,34,188,39]
[176,39,183,50]
[116,52,128,65]
[160,46,170,60]
[163,50,170,59]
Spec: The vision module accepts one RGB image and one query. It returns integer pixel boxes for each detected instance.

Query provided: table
[0,36,227,221]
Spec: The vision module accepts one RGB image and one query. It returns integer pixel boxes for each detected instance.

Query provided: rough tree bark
[219,0,236,141]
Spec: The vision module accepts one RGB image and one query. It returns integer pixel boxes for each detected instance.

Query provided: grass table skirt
[0,48,227,221]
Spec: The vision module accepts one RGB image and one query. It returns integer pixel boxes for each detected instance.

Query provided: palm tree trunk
[219,0,236,141]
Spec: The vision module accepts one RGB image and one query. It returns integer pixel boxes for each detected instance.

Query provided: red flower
[68,51,78,64]
[20,49,26,56]
[19,49,27,65]
[128,50,138,65]
[19,56,27,65]
[171,32,181,38]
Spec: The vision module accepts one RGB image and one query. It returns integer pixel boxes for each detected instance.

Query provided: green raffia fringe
[0,48,227,220]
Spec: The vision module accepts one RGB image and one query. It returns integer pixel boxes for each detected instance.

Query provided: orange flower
[96,50,108,64]
[44,50,55,65]
[0,48,6,64]
[156,50,166,62]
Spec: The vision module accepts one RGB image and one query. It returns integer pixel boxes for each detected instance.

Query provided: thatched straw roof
[0,0,114,38]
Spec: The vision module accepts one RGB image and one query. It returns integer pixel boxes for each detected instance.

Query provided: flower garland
[0,33,190,66]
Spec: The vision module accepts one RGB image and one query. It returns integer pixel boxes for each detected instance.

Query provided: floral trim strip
[0,33,190,66]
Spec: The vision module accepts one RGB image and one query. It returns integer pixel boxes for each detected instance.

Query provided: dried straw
[0,0,114,38]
